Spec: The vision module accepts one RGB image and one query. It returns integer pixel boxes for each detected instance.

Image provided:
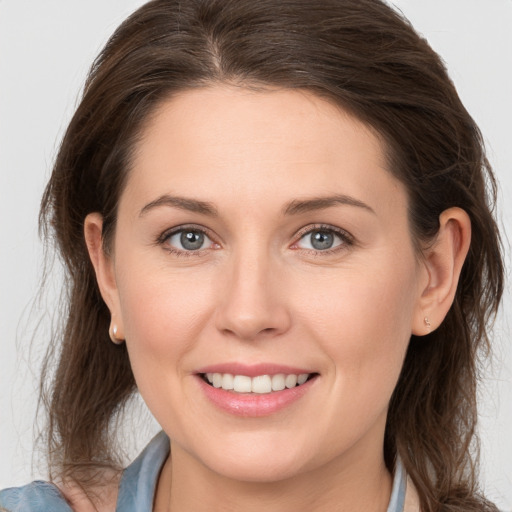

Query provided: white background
[0,1,511,509]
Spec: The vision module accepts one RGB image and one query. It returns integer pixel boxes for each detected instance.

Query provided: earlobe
[84,213,124,340]
[412,207,471,336]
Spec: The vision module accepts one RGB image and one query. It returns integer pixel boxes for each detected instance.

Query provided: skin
[85,86,471,512]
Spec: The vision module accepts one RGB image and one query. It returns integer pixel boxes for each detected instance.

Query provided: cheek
[301,257,416,330]
[115,261,216,379]
[299,255,418,396]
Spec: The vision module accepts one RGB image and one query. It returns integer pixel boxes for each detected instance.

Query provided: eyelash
[157,224,217,258]
[292,224,355,255]
[157,223,354,258]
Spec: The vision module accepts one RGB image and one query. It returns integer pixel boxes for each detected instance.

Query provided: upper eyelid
[158,224,216,243]
[294,224,354,243]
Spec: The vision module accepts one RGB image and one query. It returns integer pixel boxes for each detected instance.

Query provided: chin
[191,434,319,484]
[207,455,308,484]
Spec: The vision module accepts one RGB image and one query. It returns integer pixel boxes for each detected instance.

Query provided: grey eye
[297,230,343,251]
[311,231,334,250]
[168,230,209,251]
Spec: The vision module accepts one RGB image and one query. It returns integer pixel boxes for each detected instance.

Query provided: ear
[412,207,471,336]
[84,213,125,341]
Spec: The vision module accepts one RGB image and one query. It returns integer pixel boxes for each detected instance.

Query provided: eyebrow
[282,194,375,216]
[139,193,375,218]
[139,195,219,217]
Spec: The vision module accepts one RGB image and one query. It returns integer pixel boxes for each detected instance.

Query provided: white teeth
[271,373,286,391]
[221,373,234,390]
[212,373,223,388]
[204,372,312,393]
[252,375,272,394]
[285,374,297,388]
[297,373,309,385]
[233,375,252,393]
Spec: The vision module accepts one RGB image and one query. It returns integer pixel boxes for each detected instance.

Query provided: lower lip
[197,375,317,417]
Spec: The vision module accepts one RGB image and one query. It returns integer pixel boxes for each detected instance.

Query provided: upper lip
[196,363,314,377]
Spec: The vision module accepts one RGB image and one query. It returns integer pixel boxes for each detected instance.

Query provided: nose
[214,249,292,342]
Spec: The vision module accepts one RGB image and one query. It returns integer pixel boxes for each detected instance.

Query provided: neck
[154,441,392,512]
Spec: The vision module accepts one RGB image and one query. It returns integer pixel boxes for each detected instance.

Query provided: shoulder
[0,474,119,512]
[0,432,169,512]
[0,481,72,512]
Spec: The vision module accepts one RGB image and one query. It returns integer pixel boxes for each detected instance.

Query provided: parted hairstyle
[39,0,504,510]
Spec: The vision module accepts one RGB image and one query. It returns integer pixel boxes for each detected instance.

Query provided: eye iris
[180,231,204,250]
[311,231,334,250]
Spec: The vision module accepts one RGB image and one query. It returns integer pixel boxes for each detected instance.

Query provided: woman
[0,0,505,511]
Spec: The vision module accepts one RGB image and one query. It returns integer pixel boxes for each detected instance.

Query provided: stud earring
[424,316,432,331]
[109,323,124,344]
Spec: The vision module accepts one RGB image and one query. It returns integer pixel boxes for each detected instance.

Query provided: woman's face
[100,86,429,482]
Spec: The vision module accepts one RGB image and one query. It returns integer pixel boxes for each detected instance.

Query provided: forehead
[123,85,404,218]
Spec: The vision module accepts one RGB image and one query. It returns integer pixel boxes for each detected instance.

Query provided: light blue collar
[116,431,407,512]
[387,457,407,512]
[115,431,170,512]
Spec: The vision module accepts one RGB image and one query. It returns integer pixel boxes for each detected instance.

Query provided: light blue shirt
[1,431,407,511]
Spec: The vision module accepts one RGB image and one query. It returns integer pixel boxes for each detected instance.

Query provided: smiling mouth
[201,372,317,394]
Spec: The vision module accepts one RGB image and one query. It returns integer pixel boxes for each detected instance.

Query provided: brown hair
[40,0,504,510]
